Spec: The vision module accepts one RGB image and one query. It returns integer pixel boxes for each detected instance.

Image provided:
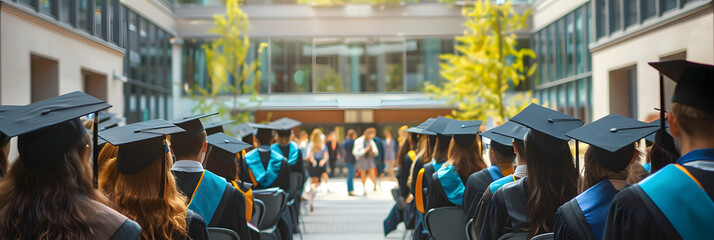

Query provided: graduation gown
[272,142,305,232]
[463,165,507,221]
[239,147,291,191]
[426,164,468,211]
[397,151,416,198]
[604,149,714,240]
[553,180,624,240]
[186,210,209,240]
[87,199,142,240]
[479,177,530,240]
[173,170,253,240]
[472,174,518,237]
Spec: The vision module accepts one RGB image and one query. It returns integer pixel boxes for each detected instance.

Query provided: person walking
[342,129,358,196]
[353,128,379,195]
[305,129,330,197]
[382,129,398,179]
[326,130,341,177]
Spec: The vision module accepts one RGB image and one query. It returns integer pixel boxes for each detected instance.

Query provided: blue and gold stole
[639,149,714,240]
[575,180,622,240]
[489,174,516,194]
[271,141,299,166]
[245,148,284,188]
[436,164,466,206]
[486,165,504,182]
[187,170,226,224]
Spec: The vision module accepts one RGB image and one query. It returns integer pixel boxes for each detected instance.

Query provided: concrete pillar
[170,37,184,119]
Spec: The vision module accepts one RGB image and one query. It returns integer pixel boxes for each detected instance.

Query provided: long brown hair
[98,143,119,201]
[0,141,9,179]
[106,139,189,240]
[408,134,430,187]
[524,131,578,238]
[396,132,417,168]
[431,135,451,164]
[579,145,632,192]
[0,134,108,239]
[446,138,487,178]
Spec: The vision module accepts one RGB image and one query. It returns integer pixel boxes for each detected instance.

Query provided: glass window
[253,39,270,94]
[78,0,90,32]
[315,39,351,93]
[661,0,678,12]
[575,8,585,74]
[270,39,312,93]
[40,0,53,16]
[60,0,72,24]
[406,38,453,92]
[595,0,607,39]
[558,85,567,113]
[587,3,593,72]
[568,82,577,116]
[566,13,574,77]
[549,88,558,110]
[556,19,564,79]
[548,25,556,82]
[609,0,621,33]
[641,0,657,21]
[95,0,104,37]
[18,0,33,8]
[380,40,404,92]
[182,40,207,93]
[624,0,637,28]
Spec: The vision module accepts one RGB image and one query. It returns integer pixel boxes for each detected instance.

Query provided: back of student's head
[109,148,188,240]
[204,150,239,181]
[648,142,680,173]
[396,132,413,169]
[0,133,106,239]
[513,139,526,162]
[672,103,714,140]
[432,135,451,163]
[580,144,633,192]
[489,141,516,164]
[171,131,207,160]
[448,138,487,177]
[524,131,578,238]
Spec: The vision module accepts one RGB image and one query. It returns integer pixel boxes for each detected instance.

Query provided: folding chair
[497,232,528,240]
[250,199,266,227]
[288,172,305,240]
[424,206,467,240]
[207,227,241,240]
[253,188,288,240]
[465,218,476,240]
[530,233,554,240]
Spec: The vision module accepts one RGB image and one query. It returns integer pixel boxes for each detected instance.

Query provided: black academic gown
[426,170,469,211]
[87,200,142,240]
[603,164,714,240]
[186,210,209,240]
[238,150,291,191]
[278,144,305,232]
[463,168,499,221]
[397,154,413,198]
[173,171,253,240]
[479,177,530,240]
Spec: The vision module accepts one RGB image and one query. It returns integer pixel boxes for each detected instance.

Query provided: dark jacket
[342,139,356,164]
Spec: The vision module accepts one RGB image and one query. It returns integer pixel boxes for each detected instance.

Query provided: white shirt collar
[171,160,204,173]
[514,164,527,179]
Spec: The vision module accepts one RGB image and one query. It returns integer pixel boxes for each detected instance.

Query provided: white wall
[531,0,589,31]
[590,11,714,121]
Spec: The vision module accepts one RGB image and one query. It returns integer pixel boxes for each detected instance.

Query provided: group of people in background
[385,59,714,240]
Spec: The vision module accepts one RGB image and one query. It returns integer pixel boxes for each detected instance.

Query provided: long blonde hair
[104,138,189,240]
[310,129,325,153]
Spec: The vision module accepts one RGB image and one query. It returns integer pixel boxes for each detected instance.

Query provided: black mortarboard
[490,121,530,141]
[407,118,437,136]
[442,120,481,146]
[236,122,256,138]
[98,117,124,131]
[96,111,116,123]
[510,103,584,155]
[207,133,252,165]
[649,60,714,113]
[269,117,302,130]
[425,116,453,135]
[566,114,658,172]
[0,105,22,145]
[171,112,218,136]
[99,119,185,175]
[481,129,513,147]
[0,91,111,169]
[644,120,669,143]
[204,120,235,135]
[250,123,279,143]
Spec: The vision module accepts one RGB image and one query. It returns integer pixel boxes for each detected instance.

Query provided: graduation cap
[98,117,124,132]
[99,119,184,197]
[566,114,658,172]
[0,105,22,145]
[204,120,236,136]
[236,122,257,138]
[171,112,218,136]
[207,133,252,165]
[481,129,517,159]
[442,120,482,146]
[407,118,437,136]
[649,60,714,113]
[644,120,669,143]
[269,117,302,137]
[510,103,584,156]
[490,121,529,141]
[95,111,116,123]
[0,91,111,170]
[425,116,453,135]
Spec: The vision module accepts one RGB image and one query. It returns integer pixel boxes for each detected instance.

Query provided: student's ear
[667,112,681,139]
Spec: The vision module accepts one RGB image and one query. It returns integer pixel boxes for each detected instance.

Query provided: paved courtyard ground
[296,177,409,240]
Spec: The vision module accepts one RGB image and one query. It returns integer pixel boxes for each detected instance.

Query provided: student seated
[99,120,209,240]
[0,92,141,239]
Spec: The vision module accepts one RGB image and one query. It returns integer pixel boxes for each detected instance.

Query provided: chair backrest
[424,206,467,240]
[529,233,554,240]
[207,227,241,240]
[289,172,303,196]
[497,232,529,240]
[252,188,288,230]
[465,218,476,240]
[251,198,266,227]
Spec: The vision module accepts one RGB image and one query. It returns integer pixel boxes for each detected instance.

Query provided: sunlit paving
[0,0,713,239]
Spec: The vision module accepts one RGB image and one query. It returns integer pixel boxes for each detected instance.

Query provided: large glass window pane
[595,0,607,39]
[182,39,208,93]
[624,0,637,28]
[254,39,270,94]
[548,25,556,82]
[568,82,577,116]
[609,0,621,33]
[95,0,104,37]
[565,14,574,77]
[558,85,567,113]
[406,38,452,92]
[661,0,678,12]
[380,40,404,92]
[556,20,564,79]
[270,39,312,93]
[575,8,585,74]
[18,0,33,8]
[641,0,657,21]
[60,0,72,24]
[40,0,52,16]
[315,39,350,93]
[78,0,90,32]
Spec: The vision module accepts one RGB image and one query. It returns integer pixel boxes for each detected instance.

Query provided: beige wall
[590,11,714,121]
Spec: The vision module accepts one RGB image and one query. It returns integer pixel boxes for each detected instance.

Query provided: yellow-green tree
[426,0,536,122]
[189,0,268,129]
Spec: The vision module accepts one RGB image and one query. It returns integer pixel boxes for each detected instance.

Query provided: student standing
[383,129,399,179]
[604,60,714,239]
[326,130,341,177]
[479,104,581,239]
[353,128,380,194]
[552,114,656,240]
[170,113,253,240]
[0,92,141,239]
[343,129,358,196]
[100,120,209,240]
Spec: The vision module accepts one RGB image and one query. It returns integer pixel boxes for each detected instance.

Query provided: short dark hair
[171,131,206,160]
[672,103,714,139]
[513,139,526,161]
